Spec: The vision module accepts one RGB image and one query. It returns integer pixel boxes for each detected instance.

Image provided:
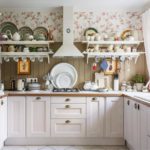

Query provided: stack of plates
[50,63,78,88]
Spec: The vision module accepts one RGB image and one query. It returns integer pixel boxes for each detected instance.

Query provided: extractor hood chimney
[53,6,84,57]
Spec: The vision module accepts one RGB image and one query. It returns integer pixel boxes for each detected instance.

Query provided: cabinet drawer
[51,97,86,104]
[51,119,85,137]
[51,104,86,118]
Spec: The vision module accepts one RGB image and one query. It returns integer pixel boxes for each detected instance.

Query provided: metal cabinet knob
[36,97,41,100]
[65,105,70,108]
[138,104,140,110]
[65,98,70,102]
[92,97,97,101]
[1,100,3,106]
[65,120,71,124]
[127,100,130,105]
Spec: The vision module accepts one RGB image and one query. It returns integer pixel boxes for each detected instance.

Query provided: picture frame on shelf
[17,58,31,75]
[104,59,117,75]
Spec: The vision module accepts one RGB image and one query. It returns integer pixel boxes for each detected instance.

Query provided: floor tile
[2,146,128,150]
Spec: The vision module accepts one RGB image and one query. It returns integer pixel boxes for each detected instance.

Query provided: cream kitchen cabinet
[87,97,105,137]
[105,97,123,138]
[26,96,50,137]
[124,97,148,150]
[0,97,7,149]
[8,96,25,137]
[51,104,86,119]
[124,98,133,148]
[51,119,85,137]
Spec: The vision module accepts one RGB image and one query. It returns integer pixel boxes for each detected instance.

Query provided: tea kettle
[17,79,25,91]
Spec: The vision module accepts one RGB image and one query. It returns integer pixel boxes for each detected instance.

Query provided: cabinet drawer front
[27,96,50,101]
[51,104,86,118]
[51,119,85,137]
[51,97,86,104]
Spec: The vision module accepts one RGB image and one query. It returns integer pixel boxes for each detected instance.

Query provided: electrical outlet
[26,78,38,83]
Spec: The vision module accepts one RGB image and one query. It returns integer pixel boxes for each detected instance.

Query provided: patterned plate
[19,26,33,40]
[84,27,98,36]
[0,22,18,37]
[33,27,48,41]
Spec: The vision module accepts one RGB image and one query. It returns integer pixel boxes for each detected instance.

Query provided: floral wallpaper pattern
[0,8,142,42]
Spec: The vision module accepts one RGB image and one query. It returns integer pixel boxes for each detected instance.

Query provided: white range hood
[53,6,84,57]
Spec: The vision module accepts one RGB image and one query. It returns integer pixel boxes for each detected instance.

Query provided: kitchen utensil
[50,63,78,88]
[55,72,73,88]
[34,27,48,40]
[17,79,25,91]
[19,26,33,40]
[28,82,41,91]
[100,59,108,71]
[8,45,15,52]
[84,27,98,36]
[12,32,21,41]
[92,63,97,71]
[0,22,18,39]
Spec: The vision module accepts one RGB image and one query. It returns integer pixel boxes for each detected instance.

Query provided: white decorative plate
[56,72,73,88]
[50,63,78,88]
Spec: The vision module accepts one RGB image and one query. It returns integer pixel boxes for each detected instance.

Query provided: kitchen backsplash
[0,8,147,89]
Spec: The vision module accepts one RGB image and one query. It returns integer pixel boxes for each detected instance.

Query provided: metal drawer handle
[65,105,70,108]
[36,97,41,100]
[1,100,3,106]
[127,100,130,105]
[92,97,97,101]
[65,120,71,124]
[134,103,137,109]
[65,98,70,102]
[138,104,140,110]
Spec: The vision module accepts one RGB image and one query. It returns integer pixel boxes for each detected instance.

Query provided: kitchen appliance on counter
[28,82,41,91]
[17,79,25,91]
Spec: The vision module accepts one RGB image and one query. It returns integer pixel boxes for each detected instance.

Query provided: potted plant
[132,74,145,91]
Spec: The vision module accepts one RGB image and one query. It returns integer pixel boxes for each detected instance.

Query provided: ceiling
[0,0,149,11]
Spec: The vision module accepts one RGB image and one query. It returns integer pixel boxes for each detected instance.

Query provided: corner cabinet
[0,97,7,149]
[105,97,124,138]
[124,97,149,150]
[87,97,105,137]
[8,96,26,137]
[26,96,50,137]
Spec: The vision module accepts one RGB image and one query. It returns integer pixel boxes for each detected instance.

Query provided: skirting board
[5,138,125,146]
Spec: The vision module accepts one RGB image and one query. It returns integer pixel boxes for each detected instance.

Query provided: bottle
[114,73,119,91]
[11,79,16,91]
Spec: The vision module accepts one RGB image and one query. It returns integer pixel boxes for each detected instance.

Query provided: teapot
[12,32,21,41]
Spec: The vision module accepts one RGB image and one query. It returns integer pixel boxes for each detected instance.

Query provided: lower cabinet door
[106,97,123,138]
[8,96,26,137]
[51,119,85,137]
[87,97,104,137]
[27,96,50,137]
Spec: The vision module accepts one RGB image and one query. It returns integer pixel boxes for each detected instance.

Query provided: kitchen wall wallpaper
[0,8,146,89]
[0,8,143,41]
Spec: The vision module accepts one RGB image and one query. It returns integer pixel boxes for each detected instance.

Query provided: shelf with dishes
[83,51,145,64]
[0,40,54,64]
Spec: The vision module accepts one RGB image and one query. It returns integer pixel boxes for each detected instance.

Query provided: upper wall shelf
[0,40,54,64]
[0,40,54,45]
[82,40,143,45]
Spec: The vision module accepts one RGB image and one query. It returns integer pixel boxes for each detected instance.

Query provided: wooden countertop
[1,91,150,107]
